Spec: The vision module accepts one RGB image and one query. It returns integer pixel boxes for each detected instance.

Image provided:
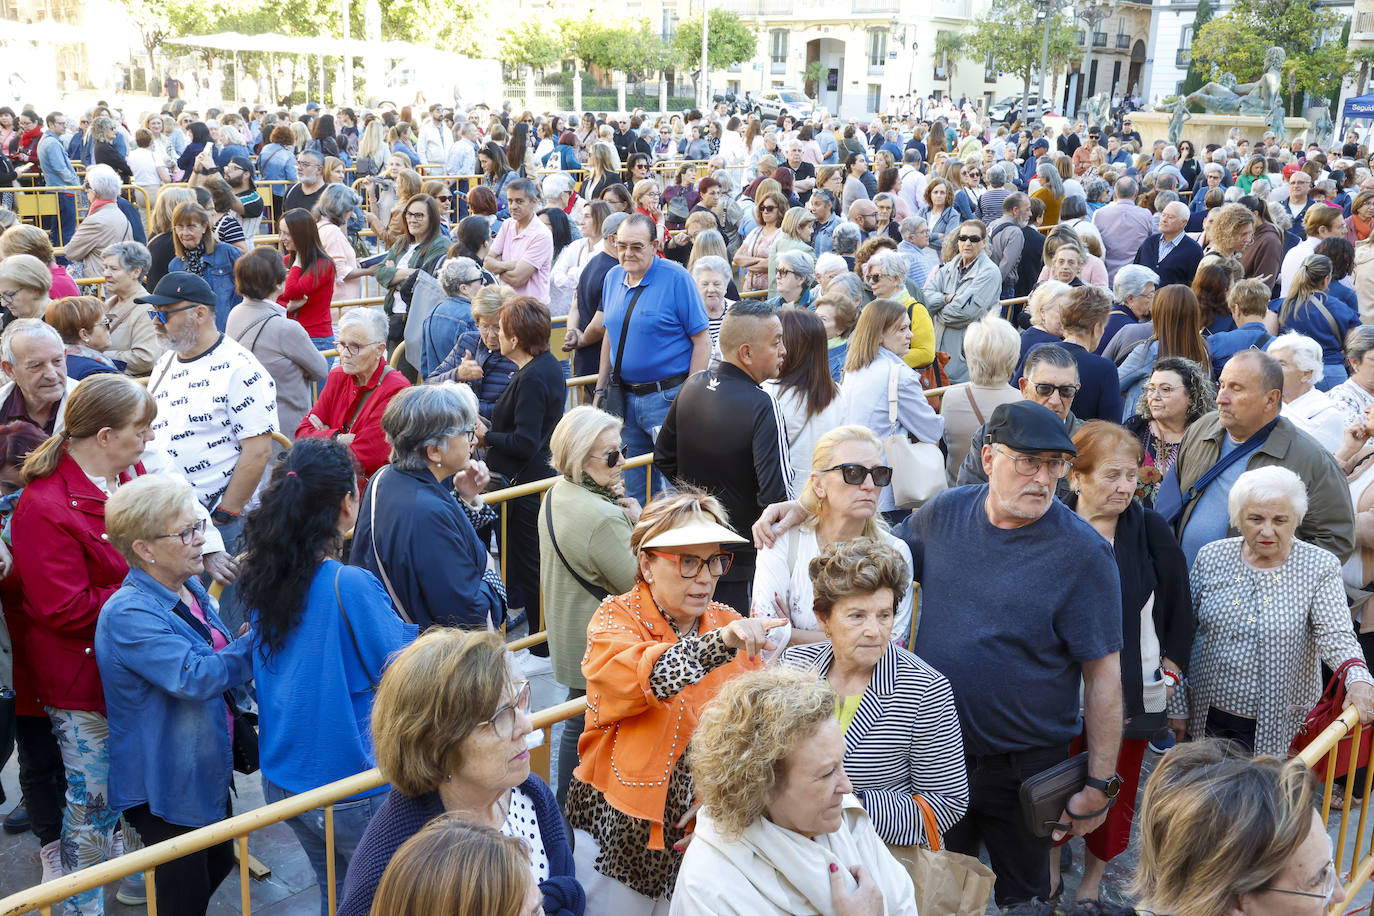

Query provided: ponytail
[1279,254,1334,329]
[21,375,154,484]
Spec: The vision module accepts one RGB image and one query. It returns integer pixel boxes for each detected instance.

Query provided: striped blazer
[782,641,969,847]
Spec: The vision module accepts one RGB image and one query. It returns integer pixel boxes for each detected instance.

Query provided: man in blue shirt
[817,119,839,165]
[594,213,710,504]
[1021,137,1048,187]
[808,189,839,256]
[36,112,80,247]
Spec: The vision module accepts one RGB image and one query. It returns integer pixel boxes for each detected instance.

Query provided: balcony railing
[1092,31,1107,46]
[1115,32,1130,49]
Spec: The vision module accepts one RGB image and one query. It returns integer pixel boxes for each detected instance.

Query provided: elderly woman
[767,206,816,295]
[63,164,133,281]
[1058,421,1193,901]
[1178,466,1374,755]
[240,439,417,915]
[297,308,411,484]
[777,537,967,846]
[539,406,640,805]
[1331,325,1374,425]
[840,300,945,521]
[689,256,734,360]
[476,296,563,640]
[337,629,582,916]
[753,425,915,648]
[1053,285,1123,423]
[315,184,365,302]
[1125,356,1215,508]
[566,490,783,913]
[100,241,162,376]
[95,474,254,914]
[349,383,505,630]
[816,292,858,383]
[940,314,1024,479]
[0,253,53,327]
[1134,741,1346,916]
[769,248,816,310]
[1099,264,1159,364]
[674,666,917,914]
[924,218,1002,383]
[1031,160,1065,227]
[866,248,933,370]
[168,202,242,332]
[421,257,483,378]
[427,285,518,419]
[45,295,118,380]
[1264,332,1344,454]
[226,248,329,438]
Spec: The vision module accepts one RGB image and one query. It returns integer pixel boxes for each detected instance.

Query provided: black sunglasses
[601,445,629,467]
[823,463,893,487]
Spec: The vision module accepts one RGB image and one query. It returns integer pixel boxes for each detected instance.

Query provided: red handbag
[1289,659,1372,775]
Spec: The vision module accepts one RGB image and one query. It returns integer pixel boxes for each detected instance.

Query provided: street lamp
[1074,0,1115,116]
[1032,0,1063,123]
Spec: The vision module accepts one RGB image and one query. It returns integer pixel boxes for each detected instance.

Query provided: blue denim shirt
[171,244,243,331]
[256,143,298,184]
[95,567,254,827]
[421,296,475,377]
[37,132,78,187]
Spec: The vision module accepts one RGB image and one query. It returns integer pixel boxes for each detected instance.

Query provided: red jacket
[278,257,336,338]
[296,360,410,481]
[10,451,134,712]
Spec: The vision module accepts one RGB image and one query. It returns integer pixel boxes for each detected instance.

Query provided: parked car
[754,87,818,121]
[988,94,1053,123]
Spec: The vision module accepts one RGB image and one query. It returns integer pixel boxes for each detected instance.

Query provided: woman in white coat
[672,666,916,916]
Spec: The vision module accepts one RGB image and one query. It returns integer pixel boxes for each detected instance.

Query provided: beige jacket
[104,289,164,376]
[63,202,132,280]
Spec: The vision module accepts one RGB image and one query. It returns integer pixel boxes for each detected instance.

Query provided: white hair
[690,255,731,283]
[1227,465,1308,528]
[542,172,574,198]
[815,253,848,277]
[1114,264,1159,301]
[1268,331,1324,379]
[1162,145,1179,162]
[1,318,62,365]
[1163,201,1190,222]
[85,163,123,201]
[338,307,388,343]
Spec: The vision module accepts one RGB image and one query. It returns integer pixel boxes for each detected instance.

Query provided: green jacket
[375,234,449,315]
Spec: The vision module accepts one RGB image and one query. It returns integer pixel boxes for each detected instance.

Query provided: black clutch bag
[1018,752,1088,837]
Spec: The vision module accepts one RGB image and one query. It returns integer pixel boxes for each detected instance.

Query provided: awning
[1343,93,1374,119]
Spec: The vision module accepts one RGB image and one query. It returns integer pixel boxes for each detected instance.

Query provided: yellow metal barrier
[1294,706,1374,913]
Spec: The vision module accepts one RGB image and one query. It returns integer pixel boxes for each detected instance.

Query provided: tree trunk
[146,47,158,93]
[1021,73,1032,122]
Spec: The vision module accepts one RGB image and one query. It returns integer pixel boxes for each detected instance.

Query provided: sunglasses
[823,463,893,487]
[600,445,629,467]
[1030,381,1081,399]
[957,234,985,243]
[147,304,200,323]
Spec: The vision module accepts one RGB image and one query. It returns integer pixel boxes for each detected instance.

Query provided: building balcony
[1092,31,1107,46]
[1115,32,1130,48]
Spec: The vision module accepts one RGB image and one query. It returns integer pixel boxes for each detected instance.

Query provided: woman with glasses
[733,190,786,294]
[338,629,582,916]
[538,406,641,805]
[1125,356,1215,508]
[1118,285,1214,421]
[631,179,664,247]
[769,248,816,310]
[753,425,914,649]
[44,295,119,380]
[371,192,448,353]
[239,438,417,916]
[95,474,251,915]
[296,308,411,485]
[0,254,53,328]
[566,488,782,915]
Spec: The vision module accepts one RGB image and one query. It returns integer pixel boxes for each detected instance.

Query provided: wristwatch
[1084,774,1123,800]
[210,506,239,525]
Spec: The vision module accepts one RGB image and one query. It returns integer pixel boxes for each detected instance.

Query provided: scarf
[571,475,620,504]
[1355,214,1372,242]
[182,244,206,276]
[561,192,578,216]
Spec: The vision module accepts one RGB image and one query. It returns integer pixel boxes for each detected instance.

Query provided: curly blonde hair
[688,666,836,840]
[808,537,909,621]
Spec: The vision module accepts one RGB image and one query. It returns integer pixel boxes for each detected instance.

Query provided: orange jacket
[574,580,761,849]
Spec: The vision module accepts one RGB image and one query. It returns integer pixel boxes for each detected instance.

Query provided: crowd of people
[0,89,1372,916]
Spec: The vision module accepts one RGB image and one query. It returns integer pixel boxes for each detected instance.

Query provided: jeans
[1319,363,1348,392]
[621,382,682,506]
[48,192,76,248]
[16,713,66,846]
[47,708,121,916]
[262,780,382,916]
[207,514,246,634]
[555,687,587,810]
[309,335,336,400]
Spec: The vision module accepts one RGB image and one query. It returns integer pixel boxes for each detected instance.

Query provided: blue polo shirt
[600,256,709,385]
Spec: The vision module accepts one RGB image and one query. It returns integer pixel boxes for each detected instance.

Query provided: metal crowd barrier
[1295,707,1374,913]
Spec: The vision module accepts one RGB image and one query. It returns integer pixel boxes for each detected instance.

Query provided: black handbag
[1018,752,1088,837]
[228,699,259,774]
[602,286,646,419]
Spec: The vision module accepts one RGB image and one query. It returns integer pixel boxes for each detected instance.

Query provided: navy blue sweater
[337,773,584,916]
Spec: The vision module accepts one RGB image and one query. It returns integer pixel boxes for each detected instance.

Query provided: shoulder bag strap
[1180,417,1280,515]
[963,385,985,425]
[342,366,390,434]
[233,312,276,356]
[368,467,415,625]
[886,363,900,428]
[335,566,379,691]
[610,286,648,385]
[543,489,609,601]
[1305,295,1343,344]
[147,355,177,397]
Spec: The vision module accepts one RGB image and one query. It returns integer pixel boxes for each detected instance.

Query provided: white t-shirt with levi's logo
[149,334,279,509]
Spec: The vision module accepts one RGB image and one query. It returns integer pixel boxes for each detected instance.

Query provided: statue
[1176,46,1284,115]
[1085,92,1111,130]
[1166,96,1191,148]
[1268,101,1287,145]
[1310,105,1334,151]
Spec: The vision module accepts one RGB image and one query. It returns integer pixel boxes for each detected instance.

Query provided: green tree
[561,18,671,86]
[499,22,564,76]
[934,30,966,89]
[1191,0,1348,110]
[1179,0,1213,96]
[121,0,169,92]
[965,0,1077,120]
[670,10,757,74]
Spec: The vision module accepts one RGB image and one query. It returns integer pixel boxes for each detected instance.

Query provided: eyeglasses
[1030,381,1081,400]
[1144,384,1181,397]
[404,210,428,220]
[147,304,200,323]
[957,234,985,243]
[0,289,16,306]
[336,340,379,355]
[615,242,650,254]
[100,315,117,331]
[992,444,1071,478]
[823,463,893,487]
[455,424,478,444]
[1263,860,1338,903]
[153,518,207,546]
[644,549,733,579]
[483,680,532,739]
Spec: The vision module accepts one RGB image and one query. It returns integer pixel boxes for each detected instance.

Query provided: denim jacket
[94,568,254,827]
[171,244,243,331]
[37,132,78,187]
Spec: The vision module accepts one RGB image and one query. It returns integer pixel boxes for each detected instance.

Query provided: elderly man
[987,192,1030,299]
[1153,145,1185,185]
[62,164,132,280]
[283,150,326,214]
[655,299,791,612]
[808,189,839,256]
[1133,201,1203,287]
[957,343,1084,496]
[898,149,927,216]
[0,320,76,434]
[594,213,711,504]
[897,216,939,288]
[905,399,1123,907]
[848,198,879,239]
[817,118,840,164]
[138,271,278,615]
[444,120,480,177]
[784,140,816,203]
[1281,171,1314,238]
[1093,176,1155,284]
[541,172,584,230]
[1099,264,1160,360]
[484,177,553,301]
[1189,163,1227,214]
[1170,349,1353,566]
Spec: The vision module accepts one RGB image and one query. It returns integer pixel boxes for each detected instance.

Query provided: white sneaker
[39,840,62,883]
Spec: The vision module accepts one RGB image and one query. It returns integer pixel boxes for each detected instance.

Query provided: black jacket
[486,350,564,486]
[654,362,793,565]
[1013,226,1045,299]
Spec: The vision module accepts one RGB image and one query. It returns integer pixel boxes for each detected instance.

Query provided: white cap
[640,519,746,550]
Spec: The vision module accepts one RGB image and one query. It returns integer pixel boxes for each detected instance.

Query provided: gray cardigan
[225,298,329,436]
